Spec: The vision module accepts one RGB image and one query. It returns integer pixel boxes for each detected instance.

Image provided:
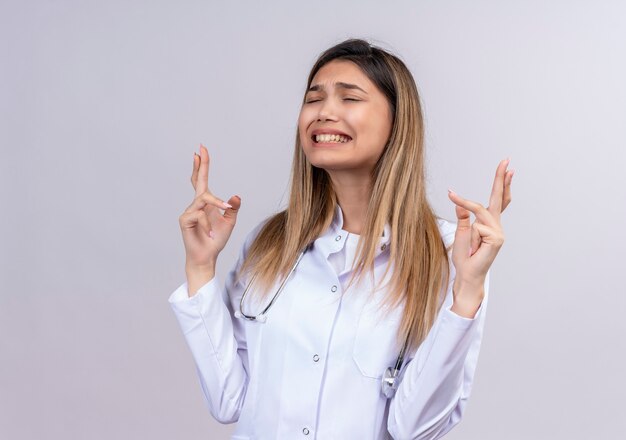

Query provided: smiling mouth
[311,133,352,144]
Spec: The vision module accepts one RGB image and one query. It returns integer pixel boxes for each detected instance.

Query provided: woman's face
[298,60,393,174]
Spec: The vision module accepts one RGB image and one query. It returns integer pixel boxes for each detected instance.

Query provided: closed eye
[305,98,361,104]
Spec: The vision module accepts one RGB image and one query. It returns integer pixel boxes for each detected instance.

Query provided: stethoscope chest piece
[234,310,268,323]
[382,367,399,399]
[381,335,410,399]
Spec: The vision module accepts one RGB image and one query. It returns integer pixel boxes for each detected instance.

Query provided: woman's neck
[328,170,372,235]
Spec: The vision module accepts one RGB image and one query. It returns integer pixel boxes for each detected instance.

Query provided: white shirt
[168,206,489,440]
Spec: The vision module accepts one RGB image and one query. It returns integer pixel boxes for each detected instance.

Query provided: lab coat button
[335,235,342,241]
[331,285,337,292]
[381,243,387,251]
[303,427,310,435]
[313,354,320,362]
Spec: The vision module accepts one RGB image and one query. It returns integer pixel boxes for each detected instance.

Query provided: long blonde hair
[238,38,449,353]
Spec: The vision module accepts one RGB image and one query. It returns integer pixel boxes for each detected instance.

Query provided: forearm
[169,277,248,423]
[388,275,489,439]
[388,309,481,439]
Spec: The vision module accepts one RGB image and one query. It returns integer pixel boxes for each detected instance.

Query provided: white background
[1,0,625,438]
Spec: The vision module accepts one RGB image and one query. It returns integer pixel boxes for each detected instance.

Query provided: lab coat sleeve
[387,274,489,439]
[168,223,264,424]
[387,220,491,440]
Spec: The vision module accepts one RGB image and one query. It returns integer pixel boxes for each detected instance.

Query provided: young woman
[169,39,513,439]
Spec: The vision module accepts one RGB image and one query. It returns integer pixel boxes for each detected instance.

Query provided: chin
[303,149,338,167]
[308,159,353,173]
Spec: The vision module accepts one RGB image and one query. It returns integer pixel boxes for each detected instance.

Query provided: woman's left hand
[447,159,514,315]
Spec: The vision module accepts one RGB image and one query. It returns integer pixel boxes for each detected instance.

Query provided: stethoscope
[233,244,410,399]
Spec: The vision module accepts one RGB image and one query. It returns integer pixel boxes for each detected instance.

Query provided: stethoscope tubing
[236,245,309,321]
[234,243,407,398]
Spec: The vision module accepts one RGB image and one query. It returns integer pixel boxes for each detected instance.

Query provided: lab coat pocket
[352,303,403,380]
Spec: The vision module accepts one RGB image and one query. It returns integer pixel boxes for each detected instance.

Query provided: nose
[317,97,339,122]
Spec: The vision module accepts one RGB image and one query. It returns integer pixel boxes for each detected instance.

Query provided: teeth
[315,134,350,143]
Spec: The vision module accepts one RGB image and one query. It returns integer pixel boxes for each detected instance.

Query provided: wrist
[185,261,217,297]
[453,276,485,296]
[451,280,485,319]
[185,260,216,274]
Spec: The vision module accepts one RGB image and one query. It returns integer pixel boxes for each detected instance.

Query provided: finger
[190,152,200,191]
[195,210,213,238]
[502,169,514,212]
[448,190,497,227]
[195,144,210,197]
[222,195,242,224]
[451,198,472,259]
[470,223,482,256]
[181,210,214,238]
[179,210,208,234]
[473,222,505,248]
[184,191,233,214]
[488,158,510,217]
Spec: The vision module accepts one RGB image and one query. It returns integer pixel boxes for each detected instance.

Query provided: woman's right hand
[179,144,241,271]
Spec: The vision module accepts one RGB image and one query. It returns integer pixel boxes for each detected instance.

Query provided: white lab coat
[168,205,489,439]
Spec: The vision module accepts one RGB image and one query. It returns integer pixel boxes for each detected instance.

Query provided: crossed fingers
[448,159,513,259]
[188,144,232,215]
[451,158,513,220]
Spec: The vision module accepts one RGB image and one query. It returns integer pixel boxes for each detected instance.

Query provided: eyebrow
[306,82,368,94]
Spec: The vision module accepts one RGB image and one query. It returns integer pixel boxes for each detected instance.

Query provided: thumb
[453,204,472,258]
[223,195,241,223]
[455,204,471,230]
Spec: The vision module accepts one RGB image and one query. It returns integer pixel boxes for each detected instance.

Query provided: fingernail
[209,230,215,238]
[468,247,473,257]
[235,195,241,200]
[448,188,455,195]
[223,201,233,209]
